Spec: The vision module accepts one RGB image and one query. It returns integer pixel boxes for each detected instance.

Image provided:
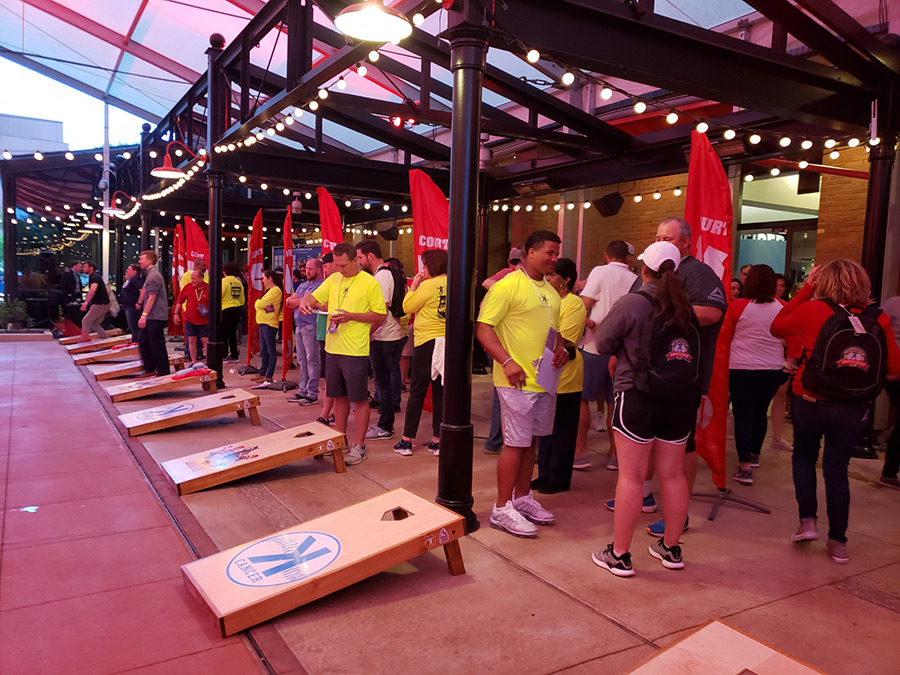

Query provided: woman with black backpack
[591,241,700,577]
[771,260,900,564]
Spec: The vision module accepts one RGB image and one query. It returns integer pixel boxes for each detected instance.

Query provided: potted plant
[0,298,32,330]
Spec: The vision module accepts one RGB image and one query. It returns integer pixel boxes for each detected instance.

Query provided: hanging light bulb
[600,87,613,101]
[334,1,412,43]
[723,129,736,140]
[561,71,576,86]
[309,100,319,111]
[696,122,709,133]
[412,12,424,26]
[653,191,662,200]
[779,137,792,147]
[801,139,813,150]
[526,49,540,64]
[540,204,548,212]
[318,89,329,100]
[633,194,642,203]
[345,200,352,207]
[633,101,646,114]
[829,150,840,159]
[305,192,312,200]
[847,137,860,147]
[337,77,347,90]
[357,64,368,78]
[798,160,809,169]
[824,139,836,149]
[553,204,561,211]
[673,187,683,196]
[749,134,761,145]
[770,167,781,176]
[525,205,533,212]
[744,174,754,182]
[368,50,380,62]
[492,204,500,212]
[666,112,679,125]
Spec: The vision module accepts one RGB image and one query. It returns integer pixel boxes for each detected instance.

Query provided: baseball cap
[509,247,523,262]
[322,252,334,264]
[625,242,635,256]
[638,241,681,272]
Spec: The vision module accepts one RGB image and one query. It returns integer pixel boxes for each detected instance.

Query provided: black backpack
[627,292,702,399]
[801,300,887,403]
[378,265,407,318]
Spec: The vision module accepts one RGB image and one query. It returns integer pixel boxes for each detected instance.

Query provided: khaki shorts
[496,387,556,448]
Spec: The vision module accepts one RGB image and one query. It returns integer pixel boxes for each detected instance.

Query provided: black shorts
[184,321,209,339]
[325,353,369,402]
[612,389,699,445]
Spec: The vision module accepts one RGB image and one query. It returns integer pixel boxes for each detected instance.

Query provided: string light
[633,194,642,202]
[824,139,836,148]
[829,150,840,159]
[696,122,709,133]
[600,87,613,100]
[749,134,761,145]
[801,139,813,150]
[633,101,646,114]
[673,187,683,196]
[723,129,736,140]
[561,72,576,86]
[526,49,540,63]
[666,112,679,124]
[770,167,780,176]
[744,174,754,182]
[847,138,860,147]
[779,137,792,147]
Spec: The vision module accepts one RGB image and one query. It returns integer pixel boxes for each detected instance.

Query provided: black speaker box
[592,192,624,218]
[379,225,400,241]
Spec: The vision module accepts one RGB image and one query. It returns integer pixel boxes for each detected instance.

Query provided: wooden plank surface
[59,328,123,345]
[162,422,348,495]
[73,344,140,365]
[105,371,218,402]
[65,334,132,354]
[117,388,260,437]
[91,356,185,380]
[182,488,465,636]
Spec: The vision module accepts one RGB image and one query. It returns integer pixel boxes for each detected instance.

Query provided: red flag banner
[409,169,449,275]
[317,187,343,254]
[245,209,264,367]
[168,223,186,336]
[685,129,733,491]
[184,216,209,271]
[281,209,294,381]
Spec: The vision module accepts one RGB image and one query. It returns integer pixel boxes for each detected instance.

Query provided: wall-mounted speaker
[592,192,624,218]
[379,225,400,241]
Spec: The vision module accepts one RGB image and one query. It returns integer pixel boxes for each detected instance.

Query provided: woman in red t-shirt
[174,269,210,364]
[771,260,900,564]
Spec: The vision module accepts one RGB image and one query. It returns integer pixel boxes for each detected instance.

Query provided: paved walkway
[2,340,900,674]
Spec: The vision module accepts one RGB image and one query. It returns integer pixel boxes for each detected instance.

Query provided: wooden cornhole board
[60,328,123,345]
[162,422,348,495]
[92,355,185,380]
[105,371,218,402]
[631,620,822,674]
[73,343,140,365]
[118,388,260,437]
[65,334,132,354]
[182,488,466,636]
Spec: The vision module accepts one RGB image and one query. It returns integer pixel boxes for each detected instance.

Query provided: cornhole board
[162,422,348,495]
[60,328,123,345]
[631,620,822,674]
[73,343,140,365]
[105,371,218,402]
[92,356,185,381]
[182,488,466,636]
[65,334,132,354]
[118,389,260,437]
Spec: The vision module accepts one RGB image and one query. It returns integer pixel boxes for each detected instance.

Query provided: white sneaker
[593,412,607,432]
[345,444,368,465]
[512,490,555,525]
[771,438,793,451]
[490,501,538,537]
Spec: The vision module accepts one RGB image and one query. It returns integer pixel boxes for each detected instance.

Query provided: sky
[0,59,149,151]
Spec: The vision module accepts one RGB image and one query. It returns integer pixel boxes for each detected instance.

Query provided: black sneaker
[299,397,318,406]
[286,393,308,403]
[749,454,760,468]
[393,439,413,456]
[732,469,753,485]
[316,416,331,426]
[649,539,684,569]
[426,441,439,457]
[592,544,634,577]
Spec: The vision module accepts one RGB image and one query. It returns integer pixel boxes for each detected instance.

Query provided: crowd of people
[62,214,900,575]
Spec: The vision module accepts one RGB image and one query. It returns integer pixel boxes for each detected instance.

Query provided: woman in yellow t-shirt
[533,258,586,494]
[392,249,448,457]
[253,269,283,385]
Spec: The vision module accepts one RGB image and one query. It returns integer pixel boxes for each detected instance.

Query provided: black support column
[437,8,489,534]
[1,172,16,301]
[861,136,896,302]
[206,33,227,388]
[139,123,152,252]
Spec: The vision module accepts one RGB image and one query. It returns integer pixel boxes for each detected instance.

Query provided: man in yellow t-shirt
[298,242,386,465]
[476,230,569,538]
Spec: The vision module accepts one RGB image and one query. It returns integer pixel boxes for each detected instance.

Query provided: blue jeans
[371,338,404,431]
[124,306,141,343]
[295,323,319,399]
[791,395,869,543]
[259,324,278,379]
[485,386,503,451]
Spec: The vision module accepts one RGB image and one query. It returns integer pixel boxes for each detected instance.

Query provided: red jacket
[770,283,900,399]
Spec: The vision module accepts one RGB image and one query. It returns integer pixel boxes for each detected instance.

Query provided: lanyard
[336,274,358,311]
[521,269,552,320]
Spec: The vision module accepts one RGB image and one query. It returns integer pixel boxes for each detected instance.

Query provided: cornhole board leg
[331,448,346,474]
[443,539,465,576]
[181,488,466,637]
[161,423,349,494]
[117,389,260,437]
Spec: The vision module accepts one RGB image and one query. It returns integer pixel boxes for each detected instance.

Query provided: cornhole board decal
[60,328,123,345]
[65,334,132,354]
[92,356,185,380]
[630,620,822,674]
[183,488,466,636]
[105,371,218,402]
[162,422,348,494]
[73,344,139,365]
[117,389,260,436]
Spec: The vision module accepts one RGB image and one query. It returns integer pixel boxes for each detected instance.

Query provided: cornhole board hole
[65,334,132,354]
[73,343,140,365]
[92,356,185,381]
[60,328,123,345]
[118,389,260,437]
[105,371,218,403]
[630,620,821,674]
[182,488,466,637]
[162,422,349,495]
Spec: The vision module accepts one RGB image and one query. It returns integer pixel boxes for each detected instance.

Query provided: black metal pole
[437,19,488,534]
[860,136,896,303]
[1,172,17,301]
[206,33,227,388]
[139,123,152,252]
[115,221,125,292]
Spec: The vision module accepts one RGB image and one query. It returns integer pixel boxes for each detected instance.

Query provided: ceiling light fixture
[334,1,412,43]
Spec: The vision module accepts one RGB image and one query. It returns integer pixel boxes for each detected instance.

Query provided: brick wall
[814,146,869,264]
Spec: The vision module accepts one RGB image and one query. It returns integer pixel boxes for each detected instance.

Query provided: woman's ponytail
[653,259,694,331]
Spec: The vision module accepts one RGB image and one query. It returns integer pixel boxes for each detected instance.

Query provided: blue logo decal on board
[226,532,342,587]
[136,402,195,420]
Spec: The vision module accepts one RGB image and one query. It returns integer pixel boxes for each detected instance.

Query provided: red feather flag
[245,209,264,367]
[409,169,449,275]
[281,209,294,381]
[317,187,344,254]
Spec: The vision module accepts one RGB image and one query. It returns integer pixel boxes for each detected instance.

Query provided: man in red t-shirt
[174,269,210,364]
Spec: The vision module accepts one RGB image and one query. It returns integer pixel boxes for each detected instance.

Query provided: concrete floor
[3,341,900,674]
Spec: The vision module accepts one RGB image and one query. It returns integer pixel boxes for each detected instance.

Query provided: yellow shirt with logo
[255,286,283,328]
[180,270,209,289]
[477,269,561,393]
[402,276,446,347]
[222,276,245,310]
[312,271,386,357]
[557,291,586,394]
